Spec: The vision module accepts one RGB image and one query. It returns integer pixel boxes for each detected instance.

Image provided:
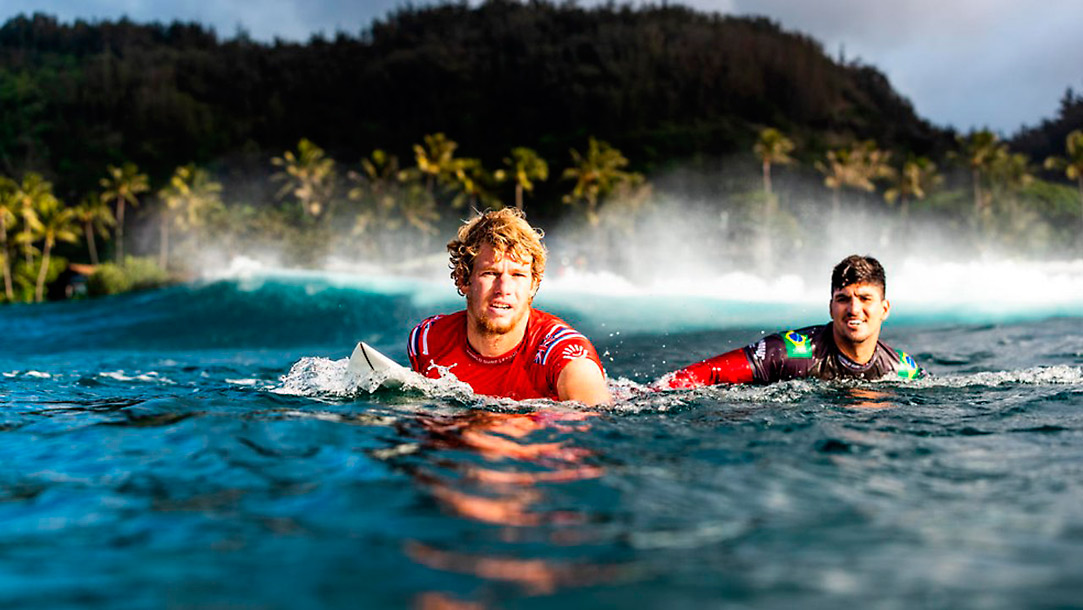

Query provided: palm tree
[350,149,401,205]
[884,157,942,219]
[752,128,795,265]
[1044,129,1083,233]
[449,157,501,210]
[991,149,1034,192]
[8,172,51,267]
[956,130,1000,224]
[179,167,224,227]
[72,194,115,265]
[816,149,849,217]
[816,141,892,218]
[100,163,150,262]
[753,128,795,199]
[990,148,1035,234]
[562,137,637,226]
[158,164,223,269]
[0,177,16,301]
[498,147,549,211]
[347,149,403,237]
[413,133,458,198]
[399,177,440,235]
[33,195,80,302]
[862,142,895,188]
[271,138,336,219]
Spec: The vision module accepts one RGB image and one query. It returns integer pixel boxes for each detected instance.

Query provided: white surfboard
[346,341,409,390]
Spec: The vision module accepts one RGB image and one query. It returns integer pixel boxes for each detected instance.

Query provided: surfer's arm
[556,358,611,406]
[661,348,755,388]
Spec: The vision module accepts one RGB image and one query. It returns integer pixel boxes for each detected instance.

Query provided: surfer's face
[465,243,537,336]
[830,282,890,351]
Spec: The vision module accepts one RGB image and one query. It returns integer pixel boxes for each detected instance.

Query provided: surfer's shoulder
[408,312,463,360]
[889,346,925,380]
[755,324,824,360]
[528,310,596,367]
[865,335,925,380]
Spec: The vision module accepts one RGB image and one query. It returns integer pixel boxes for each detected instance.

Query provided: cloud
[1,0,398,40]
[292,0,405,36]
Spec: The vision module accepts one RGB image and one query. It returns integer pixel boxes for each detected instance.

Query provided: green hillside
[1,2,948,197]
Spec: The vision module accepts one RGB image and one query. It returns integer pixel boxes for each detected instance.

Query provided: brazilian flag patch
[896,351,921,379]
[783,331,813,358]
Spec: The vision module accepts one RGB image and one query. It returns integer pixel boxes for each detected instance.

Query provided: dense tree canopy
[1014,88,1083,167]
[1,1,949,206]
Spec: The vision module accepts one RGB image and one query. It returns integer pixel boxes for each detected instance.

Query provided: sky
[4,0,1082,135]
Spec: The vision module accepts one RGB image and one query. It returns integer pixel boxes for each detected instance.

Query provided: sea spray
[274,355,477,403]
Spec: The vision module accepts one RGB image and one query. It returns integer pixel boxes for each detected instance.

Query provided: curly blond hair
[448,208,547,295]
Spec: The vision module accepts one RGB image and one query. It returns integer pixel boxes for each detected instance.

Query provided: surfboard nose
[346,341,408,390]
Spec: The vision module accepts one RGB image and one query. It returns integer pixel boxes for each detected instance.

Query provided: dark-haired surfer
[660,255,924,387]
[408,208,611,405]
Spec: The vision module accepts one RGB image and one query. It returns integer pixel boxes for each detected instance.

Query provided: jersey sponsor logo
[783,330,813,358]
[534,326,586,365]
[896,350,921,379]
[752,339,767,361]
[561,344,588,361]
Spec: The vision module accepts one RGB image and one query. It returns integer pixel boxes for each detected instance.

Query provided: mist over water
[180,188,1083,335]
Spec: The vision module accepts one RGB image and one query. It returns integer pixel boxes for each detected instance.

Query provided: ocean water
[2,260,1083,609]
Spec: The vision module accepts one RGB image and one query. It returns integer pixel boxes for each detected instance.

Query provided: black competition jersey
[743,323,923,383]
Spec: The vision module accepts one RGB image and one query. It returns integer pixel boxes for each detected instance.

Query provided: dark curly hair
[831,254,886,297]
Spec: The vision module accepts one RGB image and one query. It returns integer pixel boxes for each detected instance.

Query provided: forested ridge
[1,1,946,200]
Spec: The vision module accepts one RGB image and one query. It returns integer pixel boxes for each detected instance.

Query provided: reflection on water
[407,541,622,597]
[377,408,624,601]
[3,276,1082,608]
[843,388,896,410]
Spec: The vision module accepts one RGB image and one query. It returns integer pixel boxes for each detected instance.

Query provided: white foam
[225,378,260,386]
[201,254,269,279]
[277,409,348,422]
[99,371,175,384]
[922,365,1083,388]
[273,356,476,402]
[272,357,349,397]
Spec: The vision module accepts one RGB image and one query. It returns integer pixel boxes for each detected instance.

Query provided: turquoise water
[2,269,1083,608]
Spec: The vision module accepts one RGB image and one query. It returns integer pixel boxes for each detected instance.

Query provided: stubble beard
[834,320,877,353]
[468,297,531,337]
[475,313,516,335]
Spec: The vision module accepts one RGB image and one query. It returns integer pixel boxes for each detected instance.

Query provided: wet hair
[448,208,547,295]
[831,254,886,297]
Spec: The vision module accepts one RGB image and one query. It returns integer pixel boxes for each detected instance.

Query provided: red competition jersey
[407,309,605,401]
